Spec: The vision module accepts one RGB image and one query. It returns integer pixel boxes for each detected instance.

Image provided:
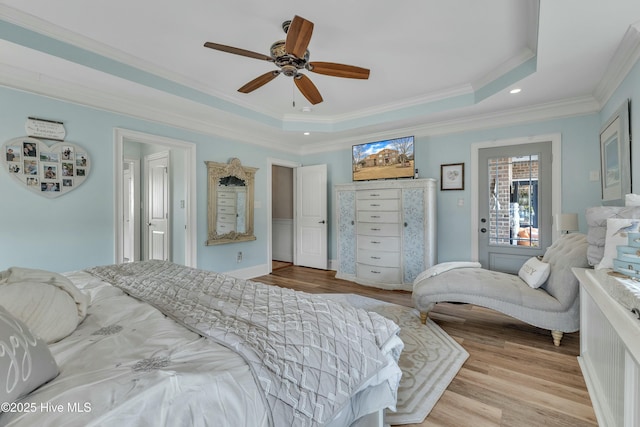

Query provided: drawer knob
[370,270,381,274]
[371,241,380,244]
[371,203,380,207]
[371,228,380,231]
[371,256,380,260]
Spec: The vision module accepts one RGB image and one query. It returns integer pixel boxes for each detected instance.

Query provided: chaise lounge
[412,233,590,346]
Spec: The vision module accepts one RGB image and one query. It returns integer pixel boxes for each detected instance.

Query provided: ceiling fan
[204,15,370,105]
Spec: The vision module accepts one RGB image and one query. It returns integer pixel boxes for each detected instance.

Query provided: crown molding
[1,56,600,159]
[472,48,536,91]
[593,22,640,106]
[0,5,284,121]
[0,62,302,153]
[299,96,600,155]
[0,4,539,133]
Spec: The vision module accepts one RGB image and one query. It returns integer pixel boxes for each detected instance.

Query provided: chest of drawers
[335,179,436,290]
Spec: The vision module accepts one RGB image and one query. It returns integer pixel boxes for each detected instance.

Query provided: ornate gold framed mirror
[206,158,258,245]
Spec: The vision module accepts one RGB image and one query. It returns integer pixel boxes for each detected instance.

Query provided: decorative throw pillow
[596,218,640,269]
[0,305,59,405]
[518,257,551,288]
[0,282,79,344]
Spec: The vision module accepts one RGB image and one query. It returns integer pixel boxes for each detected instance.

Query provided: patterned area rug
[323,294,469,425]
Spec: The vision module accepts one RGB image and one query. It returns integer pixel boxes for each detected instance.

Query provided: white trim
[224,263,270,280]
[123,157,141,262]
[470,133,562,261]
[266,158,301,273]
[1,58,599,156]
[114,128,197,267]
[299,96,598,156]
[594,22,640,107]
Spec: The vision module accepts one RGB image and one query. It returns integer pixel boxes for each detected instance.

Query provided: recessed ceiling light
[303,132,310,136]
[510,88,521,94]
[301,107,313,112]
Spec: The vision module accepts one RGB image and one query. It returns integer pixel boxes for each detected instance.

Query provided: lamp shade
[555,213,578,232]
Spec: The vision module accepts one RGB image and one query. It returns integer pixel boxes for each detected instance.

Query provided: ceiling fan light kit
[204,15,370,105]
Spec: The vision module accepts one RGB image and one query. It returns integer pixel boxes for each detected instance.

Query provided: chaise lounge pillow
[518,256,551,288]
[0,305,59,406]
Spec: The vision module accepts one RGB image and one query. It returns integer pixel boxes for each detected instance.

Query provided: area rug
[322,294,469,425]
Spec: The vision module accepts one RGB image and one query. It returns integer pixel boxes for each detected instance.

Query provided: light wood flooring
[255,265,597,427]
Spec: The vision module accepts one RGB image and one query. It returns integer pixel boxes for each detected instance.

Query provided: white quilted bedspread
[86,261,402,427]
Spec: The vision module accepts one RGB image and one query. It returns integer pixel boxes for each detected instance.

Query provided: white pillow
[0,282,79,343]
[596,218,640,269]
[626,194,640,206]
[0,305,59,405]
[518,257,551,288]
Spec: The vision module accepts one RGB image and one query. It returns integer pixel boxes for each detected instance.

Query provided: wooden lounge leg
[551,330,563,347]
[419,312,428,325]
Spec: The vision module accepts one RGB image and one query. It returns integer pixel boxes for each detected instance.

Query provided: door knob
[480,228,487,233]
[319,220,326,224]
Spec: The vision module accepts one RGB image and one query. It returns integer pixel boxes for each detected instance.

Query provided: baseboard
[225,263,270,280]
[226,260,336,280]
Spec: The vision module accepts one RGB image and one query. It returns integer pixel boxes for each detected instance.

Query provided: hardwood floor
[254,266,597,427]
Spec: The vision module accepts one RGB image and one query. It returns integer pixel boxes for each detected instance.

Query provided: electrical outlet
[236,251,242,263]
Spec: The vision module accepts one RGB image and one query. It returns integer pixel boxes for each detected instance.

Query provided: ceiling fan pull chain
[292,79,296,108]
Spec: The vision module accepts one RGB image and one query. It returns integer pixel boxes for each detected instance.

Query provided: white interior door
[146,152,169,261]
[295,164,327,269]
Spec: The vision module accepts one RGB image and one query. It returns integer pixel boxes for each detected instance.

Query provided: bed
[0,260,403,427]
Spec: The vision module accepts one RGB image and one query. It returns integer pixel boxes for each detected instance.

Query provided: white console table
[573,268,640,427]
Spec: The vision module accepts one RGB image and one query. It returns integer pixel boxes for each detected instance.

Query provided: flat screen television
[352,135,415,181]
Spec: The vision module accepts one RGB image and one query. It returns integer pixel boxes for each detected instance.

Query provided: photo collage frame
[2,136,90,198]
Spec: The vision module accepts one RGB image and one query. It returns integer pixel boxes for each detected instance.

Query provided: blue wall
[0,87,299,272]
[1,56,638,272]
[306,114,602,263]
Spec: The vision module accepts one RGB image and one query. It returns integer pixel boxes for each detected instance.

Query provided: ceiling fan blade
[308,62,370,79]
[238,71,280,93]
[294,74,323,105]
[204,42,273,62]
[285,15,314,58]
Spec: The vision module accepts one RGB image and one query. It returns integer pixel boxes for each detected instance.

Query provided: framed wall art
[2,136,90,198]
[440,162,464,191]
[600,99,631,205]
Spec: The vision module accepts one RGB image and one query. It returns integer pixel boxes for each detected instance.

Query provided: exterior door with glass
[478,141,552,273]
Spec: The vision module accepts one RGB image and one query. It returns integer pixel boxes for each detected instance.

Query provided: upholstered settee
[412,233,590,346]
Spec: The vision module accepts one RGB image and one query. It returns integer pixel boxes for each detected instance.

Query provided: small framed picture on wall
[440,163,464,191]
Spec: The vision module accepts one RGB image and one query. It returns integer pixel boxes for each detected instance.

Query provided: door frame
[114,128,197,267]
[470,133,562,261]
[266,158,301,274]
[123,157,140,262]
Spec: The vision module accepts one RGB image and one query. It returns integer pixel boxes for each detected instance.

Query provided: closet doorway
[114,128,197,267]
[267,159,328,273]
[271,164,294,270]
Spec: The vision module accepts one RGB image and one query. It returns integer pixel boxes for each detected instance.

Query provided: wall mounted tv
[352,135,415,181]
